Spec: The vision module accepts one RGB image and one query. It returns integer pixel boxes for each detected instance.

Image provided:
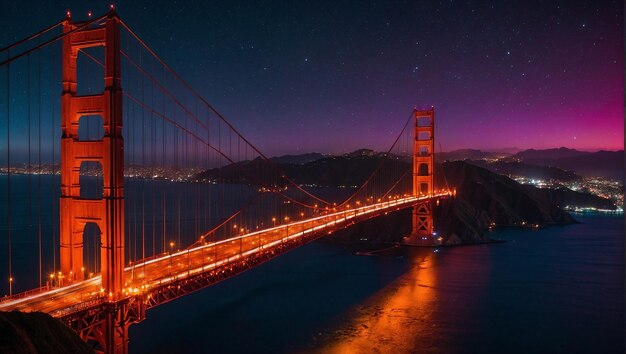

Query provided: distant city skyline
[1,1,623,157]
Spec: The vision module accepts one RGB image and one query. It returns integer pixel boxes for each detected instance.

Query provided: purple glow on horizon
[0,1,623,156]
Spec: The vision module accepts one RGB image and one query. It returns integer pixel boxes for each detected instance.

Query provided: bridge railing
[0,285,50,304]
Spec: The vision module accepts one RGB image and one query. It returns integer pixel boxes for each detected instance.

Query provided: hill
[435,149,506,162]
[512,148,624,180]
[270,153,325,165]
[513,147,588,160]
[0,311,92,353]
[467,160,581,182]
[329,161,580,245]
[549,150,624,180]
[195,154,408,188]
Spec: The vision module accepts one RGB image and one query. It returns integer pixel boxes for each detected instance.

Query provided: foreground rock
[0,311,92,354]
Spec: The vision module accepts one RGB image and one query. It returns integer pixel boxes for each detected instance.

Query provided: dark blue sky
[1,1,623,156]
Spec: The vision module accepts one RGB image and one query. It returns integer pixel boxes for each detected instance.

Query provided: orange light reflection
[319,251,438,353]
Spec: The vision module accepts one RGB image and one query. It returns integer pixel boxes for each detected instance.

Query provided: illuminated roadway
[0,193,450,317]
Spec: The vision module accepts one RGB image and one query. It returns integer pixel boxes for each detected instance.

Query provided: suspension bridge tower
[404,107,436,246]
[59,10,137,354]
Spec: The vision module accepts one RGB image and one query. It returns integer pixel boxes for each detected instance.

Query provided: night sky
[1,1,623,156]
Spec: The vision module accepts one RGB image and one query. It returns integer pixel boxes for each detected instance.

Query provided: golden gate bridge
[0,8,451,353]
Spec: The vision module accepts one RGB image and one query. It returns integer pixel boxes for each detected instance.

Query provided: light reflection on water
[306,245,498,354]
[129,214,622,354]
[301,215,623,354]
[316,252,439,354]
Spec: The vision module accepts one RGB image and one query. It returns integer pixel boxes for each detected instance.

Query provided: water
[129,213,624,354]
[0,176,622,352]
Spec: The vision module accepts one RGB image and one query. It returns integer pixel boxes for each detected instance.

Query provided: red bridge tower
[59,13,125,297]
[404,108,436,245]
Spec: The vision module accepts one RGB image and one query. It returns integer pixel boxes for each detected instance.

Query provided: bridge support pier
[403,108,438,246]
[103,306,129,354]
[70,298,145,354]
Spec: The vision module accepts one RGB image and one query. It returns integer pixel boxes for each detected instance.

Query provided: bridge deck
[0,194,448,317]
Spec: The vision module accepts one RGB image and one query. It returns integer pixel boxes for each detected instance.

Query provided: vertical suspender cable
[149,92,156,258]
[28,54,33,290]
[194,99,197,249]
[37,47,42,287]
[148,66,154,281]
[140,47,146,266]
[161,75,165,254]
[51,48,56,276]
[127,41,132,263]
[6,52,12,295]
[175,90,179,249]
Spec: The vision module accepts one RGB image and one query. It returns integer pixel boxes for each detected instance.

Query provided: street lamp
[169,241,175,269]
[200,236,205,268]
[9,277,13,296]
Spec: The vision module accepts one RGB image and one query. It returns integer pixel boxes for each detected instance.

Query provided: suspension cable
[123,91,319,209]
[118,19,330,206]
[84,47,326,209]
[0,20,64,53]
[338,110,414,207]
[0,13,108,67]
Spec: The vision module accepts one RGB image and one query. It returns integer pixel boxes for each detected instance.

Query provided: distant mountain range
[467,160,582,182]
[431,147,623,181]
[269,153,326,165]
[512,147,590,160]
[435,149,505,162]
[259,147,624,182]
[196,152,406,188]
[512,148,624,180]
[268,150,397,165]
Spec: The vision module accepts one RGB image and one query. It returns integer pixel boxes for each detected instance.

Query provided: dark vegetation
[0,311,92,354]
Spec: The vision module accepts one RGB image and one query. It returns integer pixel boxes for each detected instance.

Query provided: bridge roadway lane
[0,194,447,316]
